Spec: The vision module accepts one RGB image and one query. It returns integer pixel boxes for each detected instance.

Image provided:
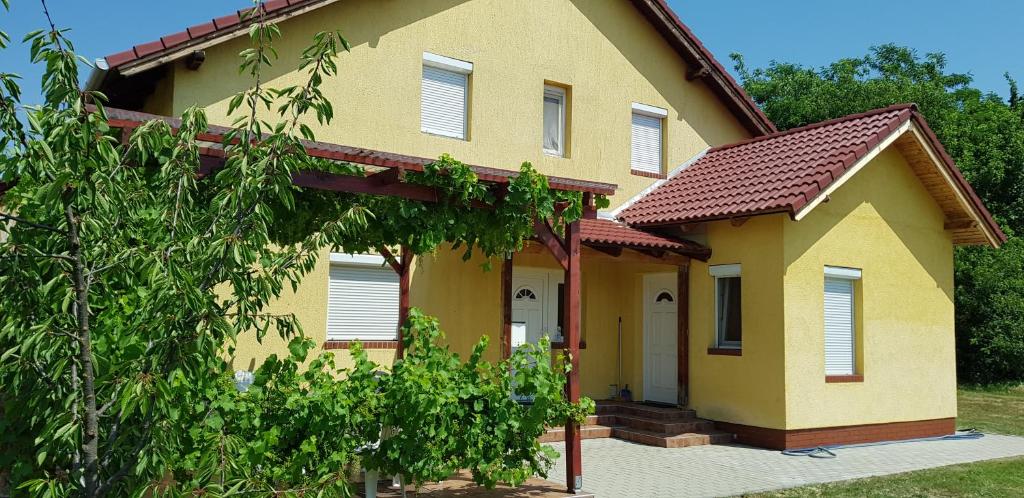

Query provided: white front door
[643,273,678,405]
[511,274,546,354]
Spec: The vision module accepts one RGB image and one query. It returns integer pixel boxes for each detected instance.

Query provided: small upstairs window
[421,52,472,140]
[543,85,566,157]
[710,264,741,348]
[631,102,667,175]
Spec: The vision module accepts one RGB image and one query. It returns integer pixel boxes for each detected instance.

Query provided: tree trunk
[65,201,99,497]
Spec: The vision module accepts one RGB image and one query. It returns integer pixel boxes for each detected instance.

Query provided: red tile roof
[618,104,1005,245]
[99,106,616,195]
[99,0,775,136]
[579,218,710,260]
[104,0,330,68]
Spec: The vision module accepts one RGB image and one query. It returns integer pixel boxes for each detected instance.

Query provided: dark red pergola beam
[99,106,616,196]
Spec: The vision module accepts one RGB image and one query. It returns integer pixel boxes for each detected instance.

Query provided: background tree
[733,45,1024,383]
[0,1,592,496]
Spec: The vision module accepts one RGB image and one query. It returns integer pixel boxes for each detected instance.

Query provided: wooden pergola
[55,106,710,493]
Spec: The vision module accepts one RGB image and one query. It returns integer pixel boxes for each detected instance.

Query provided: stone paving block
[547,434,1024,497]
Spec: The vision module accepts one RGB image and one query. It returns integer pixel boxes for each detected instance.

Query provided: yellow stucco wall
[688,216,788,429]
[781,147,956,429]
[157,0,753,386]
[161,0,750,207]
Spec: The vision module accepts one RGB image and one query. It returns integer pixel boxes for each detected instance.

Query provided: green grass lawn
[749,457,1024,497]
[750,384,1024,498]
[957,384,1024,436]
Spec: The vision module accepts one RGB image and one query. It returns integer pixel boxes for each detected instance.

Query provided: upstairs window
[710,264,742,348]
[421,52,472,140]
[631,102,667,175]
[824,266,862,376]
[543,85,566,157]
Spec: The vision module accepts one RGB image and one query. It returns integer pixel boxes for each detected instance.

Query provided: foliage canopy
[0,2,592,496]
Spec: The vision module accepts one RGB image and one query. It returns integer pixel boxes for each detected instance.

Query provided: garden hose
[781,429,985,458]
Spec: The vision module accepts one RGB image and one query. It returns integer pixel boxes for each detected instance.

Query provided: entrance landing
[540,401,734,448]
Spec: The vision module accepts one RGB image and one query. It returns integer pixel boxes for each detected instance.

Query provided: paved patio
[548,433,1024,497]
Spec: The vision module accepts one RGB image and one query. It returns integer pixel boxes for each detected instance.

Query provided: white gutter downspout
[602,147,710,220]
[83,58,109,92]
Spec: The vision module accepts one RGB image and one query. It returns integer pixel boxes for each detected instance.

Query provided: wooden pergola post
[563,220,583,493]
[677,263,690,406]
[501,255,513,359]
[381,245,413,359]
[397,246,412,358]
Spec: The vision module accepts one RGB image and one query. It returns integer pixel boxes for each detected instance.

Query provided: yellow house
[89,0,1006,490]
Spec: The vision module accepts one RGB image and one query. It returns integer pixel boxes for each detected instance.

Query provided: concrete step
[582,414,619,426]
[596,401,697,421]
[613,414,716,435]
[611,427,735,448]
[539,424,619,443]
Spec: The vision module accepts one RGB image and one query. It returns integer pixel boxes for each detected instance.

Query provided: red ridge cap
[708,104,917,154]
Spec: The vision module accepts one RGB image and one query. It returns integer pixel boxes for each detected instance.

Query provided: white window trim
[824,269,859,376]
[631,103,665,175]
[543,86,566,157]
[825,266,862,280]
[422,52,473,74]
[330,253,387,266]
[710,264,742,349]
[631,102,668,118]
[326,253,400,341]
[421,53,471,140]
[709,264,741,278]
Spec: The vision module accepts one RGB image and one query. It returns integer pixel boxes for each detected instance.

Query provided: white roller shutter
[421,65,468,139]
[631,112,662,174]
[824,277,855,375]
[327,264,399,341]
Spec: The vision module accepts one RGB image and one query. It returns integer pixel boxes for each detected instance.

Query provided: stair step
[582,414,619,426]
[613,415,715,434]
[612,427,735,448]
[539,424,619,443]
[596,401,697,421]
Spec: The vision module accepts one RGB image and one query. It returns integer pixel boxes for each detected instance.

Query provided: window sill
[323,340,399,350]
[826,374,864,383]
[707,347,742,356]
[630,169,666,179]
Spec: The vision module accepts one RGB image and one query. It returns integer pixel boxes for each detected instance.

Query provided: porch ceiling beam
[583,246,691,266]
[590,245,623,258]
[533,219,570,271]
[291,170,441,203]
[369,166,405,185]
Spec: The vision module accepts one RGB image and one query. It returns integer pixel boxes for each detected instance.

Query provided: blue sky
[1,1,1020,106]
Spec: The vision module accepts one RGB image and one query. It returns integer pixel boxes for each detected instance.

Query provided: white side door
[643,273,678,405]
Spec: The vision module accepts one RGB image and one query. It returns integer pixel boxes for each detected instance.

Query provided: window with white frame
[543,85,566,156]
[824,266,861,375]
[326,253,399,341]
[421,52,472,140]
[631,102,667,174]
[710,264,742,348]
